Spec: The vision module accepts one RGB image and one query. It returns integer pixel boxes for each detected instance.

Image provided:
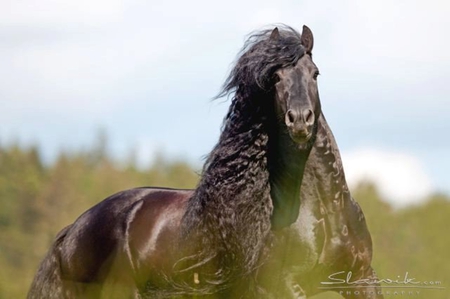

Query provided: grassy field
[0,143,448,298]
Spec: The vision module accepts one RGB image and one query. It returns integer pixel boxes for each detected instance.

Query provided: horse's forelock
[217,25,306,99]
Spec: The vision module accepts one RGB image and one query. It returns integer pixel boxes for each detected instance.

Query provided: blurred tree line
[0,139,199,298]
[0,141,448,298]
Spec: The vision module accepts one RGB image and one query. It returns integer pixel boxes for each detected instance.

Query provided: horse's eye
[273,73,281,83]
[313,71,320,80]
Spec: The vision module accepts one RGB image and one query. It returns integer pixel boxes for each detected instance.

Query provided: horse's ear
[300,25,314,53]
[270,27,280,41]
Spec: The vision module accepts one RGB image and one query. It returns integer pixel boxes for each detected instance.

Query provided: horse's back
[28,187,193,299]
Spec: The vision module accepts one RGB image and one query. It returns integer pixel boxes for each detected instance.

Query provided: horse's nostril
[286,109,297,125]
[303,109,314,126]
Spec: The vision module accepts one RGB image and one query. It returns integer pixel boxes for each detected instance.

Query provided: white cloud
[133,137,159,169]
[0,0,124,27]
[342,148,434,207]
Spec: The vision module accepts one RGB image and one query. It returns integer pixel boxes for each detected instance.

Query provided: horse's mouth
[290,131,312,145]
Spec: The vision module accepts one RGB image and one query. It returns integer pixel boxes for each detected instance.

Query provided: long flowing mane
[178,26,307,291]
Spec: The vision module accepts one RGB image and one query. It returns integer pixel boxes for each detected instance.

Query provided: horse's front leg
[279,272,308,299]
[291,283,308,299]
[253,270,308,299]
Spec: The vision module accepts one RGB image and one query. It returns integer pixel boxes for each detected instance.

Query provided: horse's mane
[219,25,305,97]
[177,25,306,293]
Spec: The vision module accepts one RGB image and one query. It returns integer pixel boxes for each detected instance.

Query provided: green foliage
[349,183,449,299]
[0,142,199,298]
[0,143,449,298]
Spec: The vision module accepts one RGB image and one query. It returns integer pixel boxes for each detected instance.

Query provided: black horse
[256,116,384,297]
[28,26,322,298]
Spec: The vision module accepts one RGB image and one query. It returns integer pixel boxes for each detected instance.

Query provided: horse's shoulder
[125,187,192,238]
[123,188,193,274]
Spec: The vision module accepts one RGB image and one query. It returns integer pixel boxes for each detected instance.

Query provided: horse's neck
[269,130,313,229]
[300,114,374,268]
[303,113,351,210]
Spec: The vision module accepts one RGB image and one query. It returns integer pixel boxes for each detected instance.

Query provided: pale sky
[1,0,449,206]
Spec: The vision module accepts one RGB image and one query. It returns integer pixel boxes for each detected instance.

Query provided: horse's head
[218,24,321,147]
[272,25,321,145]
